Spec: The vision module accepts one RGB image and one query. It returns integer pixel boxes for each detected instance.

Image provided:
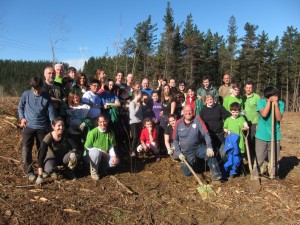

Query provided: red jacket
[140,128,157,144]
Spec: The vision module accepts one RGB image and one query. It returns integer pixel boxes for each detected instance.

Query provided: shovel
[242,128,261,187]
[181,157,216,200]
[241,128,253,173]
[269,102,275,179]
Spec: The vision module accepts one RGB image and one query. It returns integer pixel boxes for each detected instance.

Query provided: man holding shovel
[252,87,284,179]
[172,105,222,181]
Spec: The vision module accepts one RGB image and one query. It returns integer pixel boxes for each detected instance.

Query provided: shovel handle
[181,157,204,186]
[270,102,275,179]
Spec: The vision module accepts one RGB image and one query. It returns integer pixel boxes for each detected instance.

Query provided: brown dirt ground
[0,97,299,225]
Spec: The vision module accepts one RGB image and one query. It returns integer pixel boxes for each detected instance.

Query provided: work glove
[68,152,77,170]
[35,175,43,187]
[167,147,174,155]
[178,153,186,161]
[78,122,86,132]
[206,147,214,158]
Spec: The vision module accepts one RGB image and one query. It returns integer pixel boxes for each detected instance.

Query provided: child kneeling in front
[137,118,160,162]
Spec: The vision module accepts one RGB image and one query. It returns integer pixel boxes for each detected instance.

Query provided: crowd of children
[18,64,285,185]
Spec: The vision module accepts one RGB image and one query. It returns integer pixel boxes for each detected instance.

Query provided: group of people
[18,64,285,186]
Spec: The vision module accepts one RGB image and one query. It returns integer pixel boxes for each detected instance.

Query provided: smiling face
[55,65,63,78]
[163,85,170,96]
[108,81,114,91]
[90,82,99,94]
[142,79,149,89]
[44,67,55,84]
[245,84,253,95]
[98,116,108,131]
[169,79,176,88]
[188,89,195,98]
[116,72,123,83]
[145,121,152,129]
[178,83,185,92]
[205,95,214,106]
[231,110,239,119]
[152,92,159,102]
[183,105,193,121]
[73,94,81,105]
[52,120,64,135]
[168,116,176,128]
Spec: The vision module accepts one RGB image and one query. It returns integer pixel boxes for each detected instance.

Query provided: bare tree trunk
[286,76,289,111]
[292,72,300,111]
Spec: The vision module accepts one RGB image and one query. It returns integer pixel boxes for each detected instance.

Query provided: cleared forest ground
[0,97,299,225]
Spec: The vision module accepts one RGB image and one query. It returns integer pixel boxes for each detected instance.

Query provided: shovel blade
[197,184,216,200]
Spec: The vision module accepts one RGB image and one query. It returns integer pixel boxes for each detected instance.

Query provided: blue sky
[0,0,299,70]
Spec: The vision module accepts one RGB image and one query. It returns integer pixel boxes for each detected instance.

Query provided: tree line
[0,2,299,111]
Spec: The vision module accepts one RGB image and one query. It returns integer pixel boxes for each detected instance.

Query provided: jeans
[180,145,222,180]
[85,149,118,174]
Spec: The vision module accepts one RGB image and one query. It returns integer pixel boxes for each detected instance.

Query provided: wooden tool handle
[181,157,204,186]
[270,102,275,179]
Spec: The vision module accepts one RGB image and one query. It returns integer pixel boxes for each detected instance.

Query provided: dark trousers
[130,123,142,154]
[21,127,47,174]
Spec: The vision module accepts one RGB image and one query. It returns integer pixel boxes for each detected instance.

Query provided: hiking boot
[228,174,235,180]
[91,173,100,180]
[28,172,36,181]
[90,163,99,180]
[42,172,49,178]
[67,170,77,181]
[51,172,58,180]
[68,153,77,170]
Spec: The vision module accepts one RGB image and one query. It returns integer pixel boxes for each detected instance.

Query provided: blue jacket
[223,132,241,175]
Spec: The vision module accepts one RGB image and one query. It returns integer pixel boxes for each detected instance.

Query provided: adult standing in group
[100,79,121,132]
[54,63,64,84]
[200,94,231,160]
[178,80,186,98]
[197,75,219,104]
[84,114,119,180]
[160,84,176,130]
[223,83,242,112]
[218,73,232,105]
[67,67,77,84]
[73,72,89,96]
[18,76,55,181]
[115,71,126,90]
[172,105,222,180]
[169,78,178,95]
[126,73,134,95]
[95,69,106,81]
[242,82,261,151]
[141,78,153,97]
[82,79,102,125]
[43,66,66,117]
